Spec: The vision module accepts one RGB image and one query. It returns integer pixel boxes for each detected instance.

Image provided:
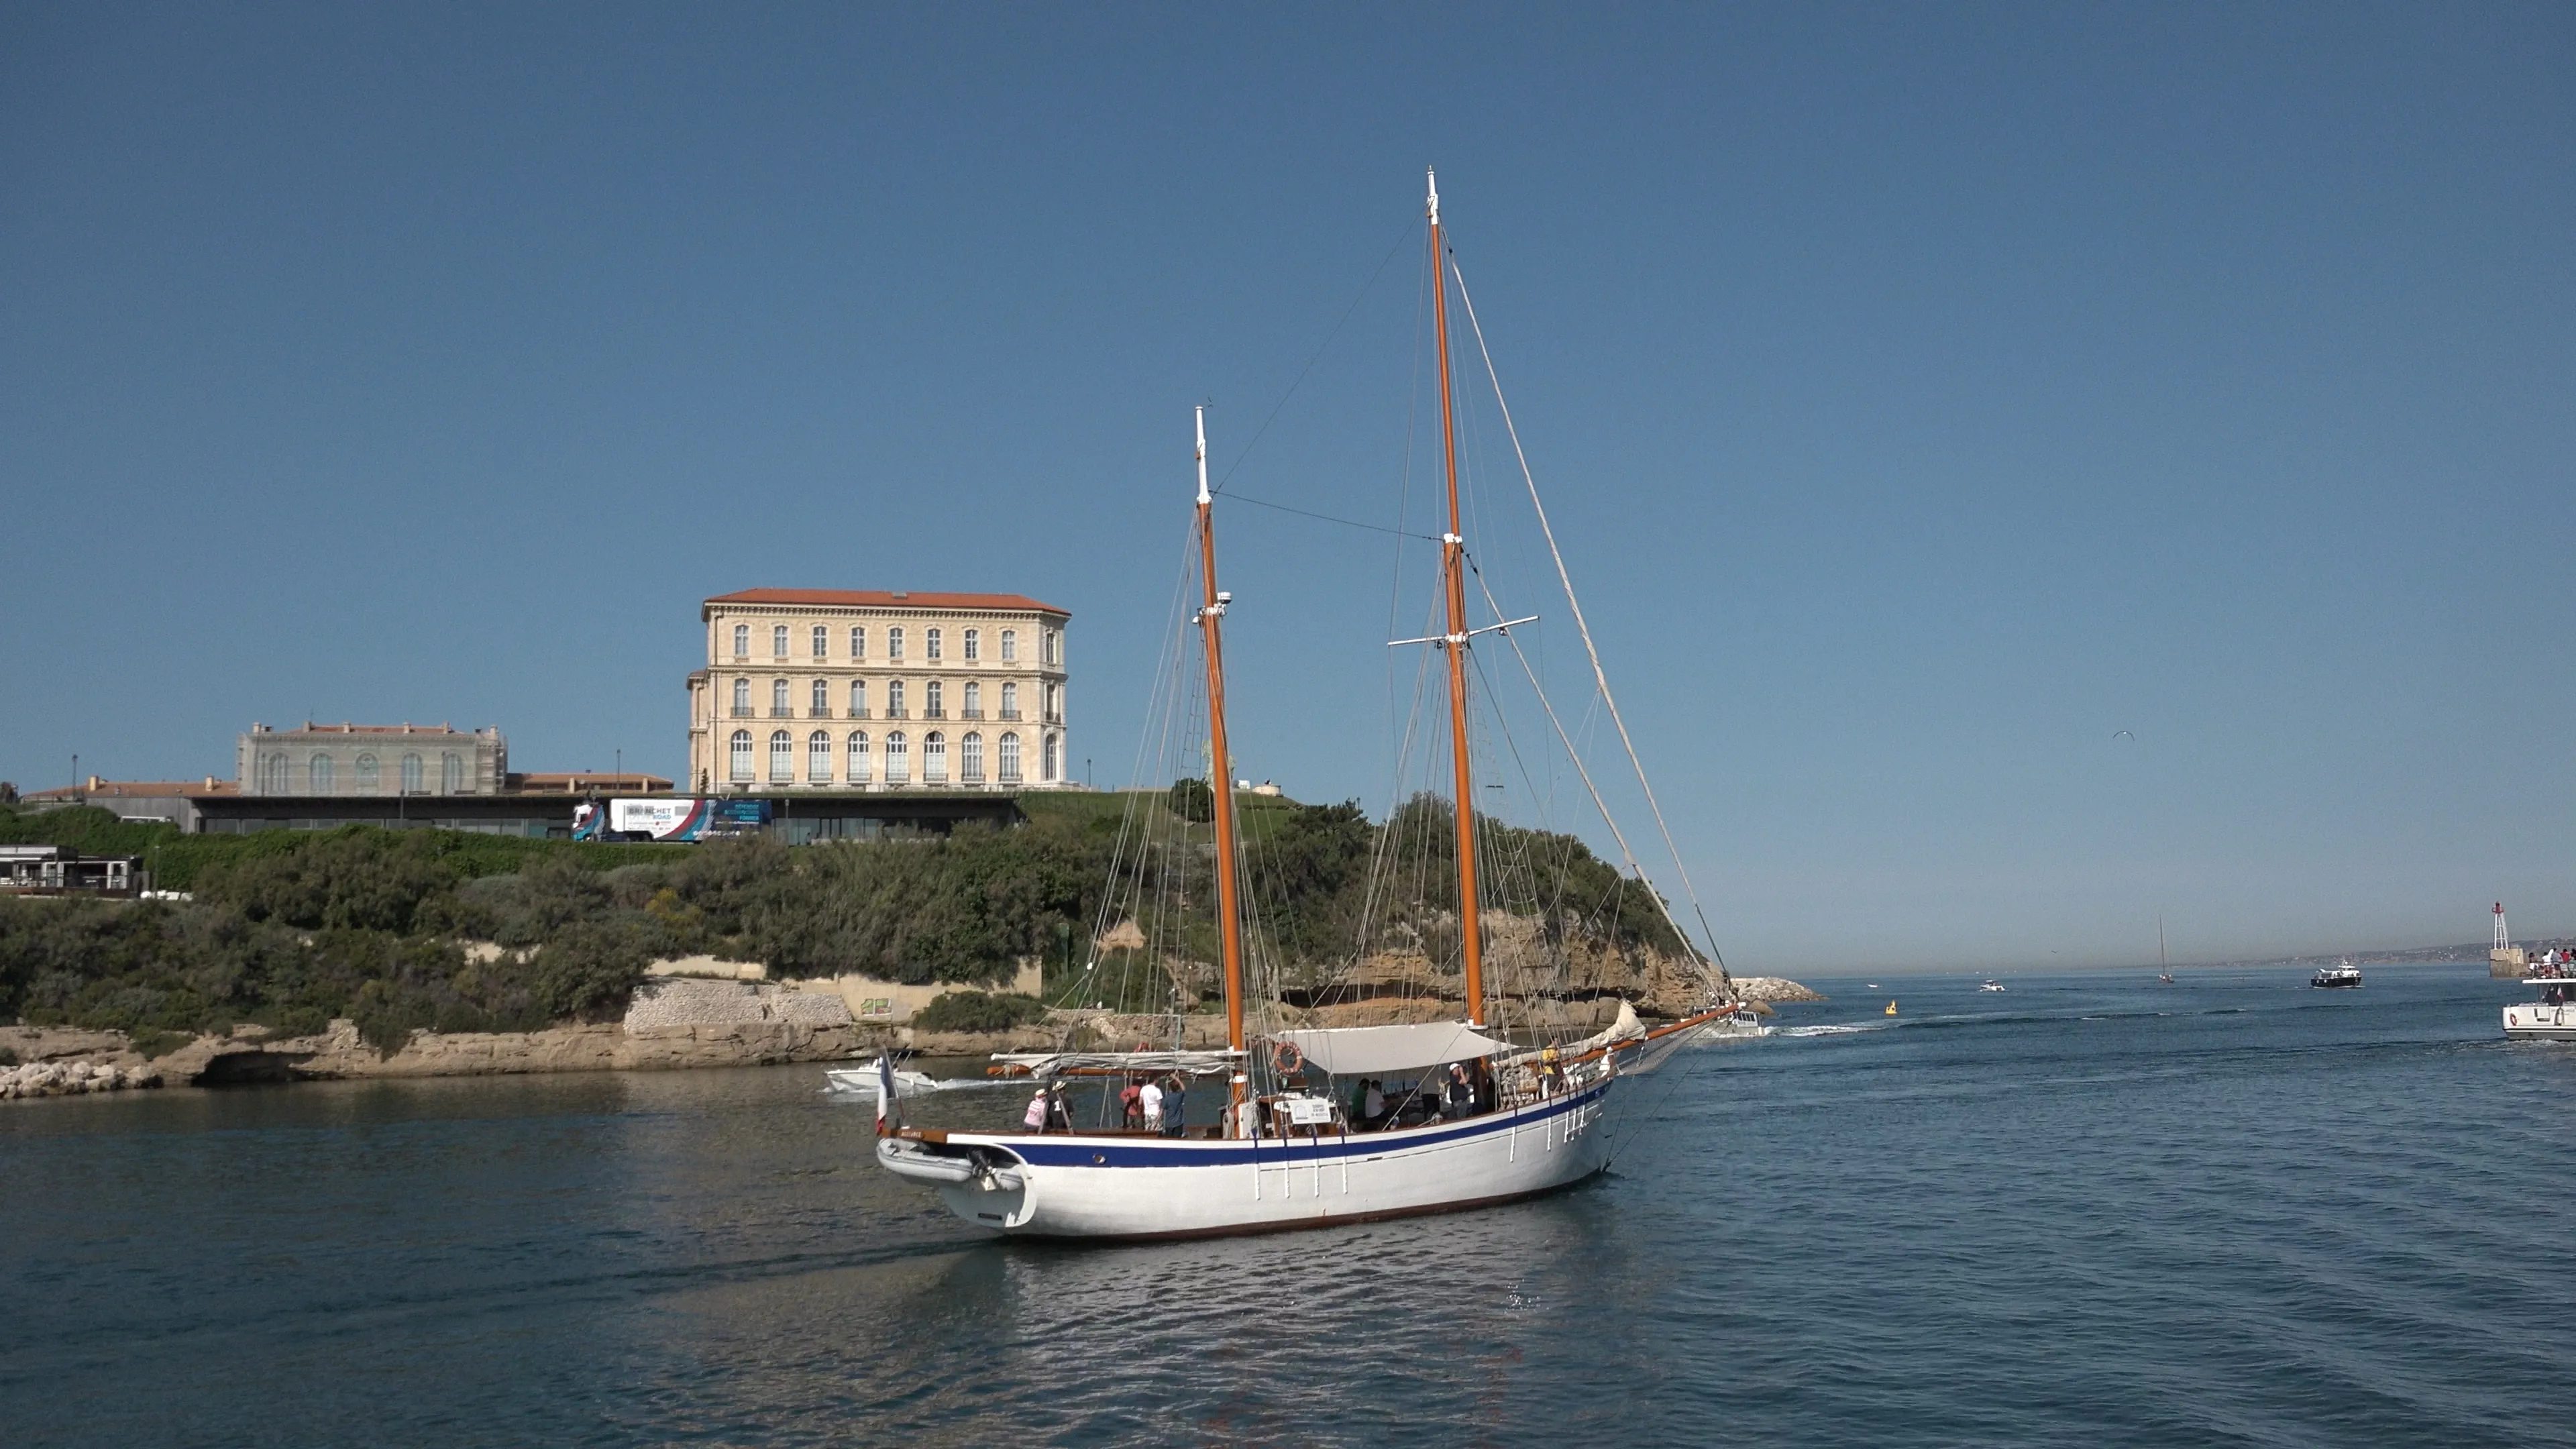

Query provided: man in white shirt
[1140,1078,1164,1133]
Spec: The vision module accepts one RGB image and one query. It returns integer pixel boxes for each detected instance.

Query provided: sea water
[3,965,2571,1446]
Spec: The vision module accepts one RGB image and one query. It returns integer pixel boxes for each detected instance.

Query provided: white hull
[884,1077,1616,1240]
[2504,1003,2576,1040]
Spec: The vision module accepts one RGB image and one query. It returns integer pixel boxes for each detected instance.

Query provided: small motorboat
[2157,974,2176,985]
[1978,979,2006,993]
[825,1065,1019,1097]
[2504,965,2576,1041]
[2310,961,2363,989]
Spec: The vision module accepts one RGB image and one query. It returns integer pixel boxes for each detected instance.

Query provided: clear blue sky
[5,4,2571,971]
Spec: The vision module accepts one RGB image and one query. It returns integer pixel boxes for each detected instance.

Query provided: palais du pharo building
[686,590,1070,793]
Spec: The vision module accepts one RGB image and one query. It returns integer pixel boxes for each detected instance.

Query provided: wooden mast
[1193,407,1250,1127]
[1428,170,1487,1028]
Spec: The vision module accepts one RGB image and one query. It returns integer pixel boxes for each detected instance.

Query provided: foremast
[1428,169,1489,1028]
[1194,407,1251,1130]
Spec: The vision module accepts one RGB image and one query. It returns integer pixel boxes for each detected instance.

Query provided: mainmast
[1193,407,1250,1125]
[1428,169,1488,1028]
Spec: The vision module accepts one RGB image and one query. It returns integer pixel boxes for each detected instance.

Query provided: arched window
[887,680,906,717]
[811,625,828,659]
[309,754,333,794]
[923,731,948,783]
[356,754,380,792]
[884,731,910,783]
[849,680,867,717]
[733,624,749,658]
[262,753,290,794]
[441,753,464,794]
[1042,733,1059,783]
[849,625,865,661]
[771,625,789,658]
[731,678,751,716]
[847,731,870,784]
[998,733,1022,784]
[924,680,944,718]
[808,730,833,782]
[925,627,943,661]
[400,753,423,794]
[963,628,980,661]
[771,679,790,716]
[887,627,904,661]
[960,731,984,784]
[810,678,829,716]
[729,730,753,782]
[1000,629,1018,662]
[1001,682,1019,720]
[768,730,794,782]
[963,682,981,718]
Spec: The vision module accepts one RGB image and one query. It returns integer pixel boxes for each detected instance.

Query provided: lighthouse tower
[2491,902,2528,979]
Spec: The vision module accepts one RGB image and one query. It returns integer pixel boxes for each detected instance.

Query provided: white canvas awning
[1271,1022,1512,1077]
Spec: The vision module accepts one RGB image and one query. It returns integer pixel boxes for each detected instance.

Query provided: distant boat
[2310,960,2363,989]
[1978,979,2006,993]
[1884,1000,1899,1016]
[2157,974,2176,985]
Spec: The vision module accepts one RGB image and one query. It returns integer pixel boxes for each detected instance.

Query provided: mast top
[1426,168,1440,225]
[1195,405,1210,506]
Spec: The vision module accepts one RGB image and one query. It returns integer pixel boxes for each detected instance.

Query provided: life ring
[1270,1040,1305,1075]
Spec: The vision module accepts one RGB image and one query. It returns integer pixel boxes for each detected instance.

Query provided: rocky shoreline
[2,973,1818,1098]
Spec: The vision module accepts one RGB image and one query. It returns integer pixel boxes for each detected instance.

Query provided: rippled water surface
[7,965,2574,1446]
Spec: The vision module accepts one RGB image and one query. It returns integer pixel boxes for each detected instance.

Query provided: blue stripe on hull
[947,1079,1611,1169]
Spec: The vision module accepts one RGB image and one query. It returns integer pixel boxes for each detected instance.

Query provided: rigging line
[1218,490,1443,541]
[1450,257,1730,984]
[1472,560,1699,972]
[1212,217,1417,494]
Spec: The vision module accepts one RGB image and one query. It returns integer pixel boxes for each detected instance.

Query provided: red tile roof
[704,589,1068,616]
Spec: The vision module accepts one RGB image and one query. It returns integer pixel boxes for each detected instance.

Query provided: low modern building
[237,722,507,797]
[508,771,676,794]
[19,777,238,830]
[685,588,1072,794]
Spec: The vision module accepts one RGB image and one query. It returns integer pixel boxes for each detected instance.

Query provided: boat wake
[1778,1022,1892,1038]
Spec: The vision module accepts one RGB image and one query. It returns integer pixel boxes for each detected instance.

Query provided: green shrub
[910,990,1048,1034]
[128,1027,189,1060]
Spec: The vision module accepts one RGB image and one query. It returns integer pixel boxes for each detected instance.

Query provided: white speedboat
[2504,969,2576,1041]
[1978,979,2006,993]
[2311,961,2363,989]
[827,1065,943,1096]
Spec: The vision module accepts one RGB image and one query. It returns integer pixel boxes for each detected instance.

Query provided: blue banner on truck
[572,798,772,842]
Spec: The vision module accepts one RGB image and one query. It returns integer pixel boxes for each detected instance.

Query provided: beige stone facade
[238,722,506,796]
[686,589,1070,793]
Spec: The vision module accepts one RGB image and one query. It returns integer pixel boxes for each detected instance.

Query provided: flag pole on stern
[1194,407,1251,1130]
[1427,169,1487,1028]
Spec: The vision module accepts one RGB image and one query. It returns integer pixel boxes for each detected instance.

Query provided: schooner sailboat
[873,174,1739,1240]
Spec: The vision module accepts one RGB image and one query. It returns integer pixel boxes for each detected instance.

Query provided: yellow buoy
[1885,1000,1898,1016]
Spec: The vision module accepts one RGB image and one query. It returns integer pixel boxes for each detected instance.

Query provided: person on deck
[1139,1077,1165,1134]
[1362,1078,1385,1128]
[1046,1083,1072,1134]
[1120,1077,1144,1129]
[1444,1064,1471,1120]
[1024,1088,1049,1132]
[1161,1075,1188,1138]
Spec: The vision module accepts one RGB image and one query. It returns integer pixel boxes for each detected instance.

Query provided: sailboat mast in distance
[1194,408,1250,1108]
[1427,169,1489,1028]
